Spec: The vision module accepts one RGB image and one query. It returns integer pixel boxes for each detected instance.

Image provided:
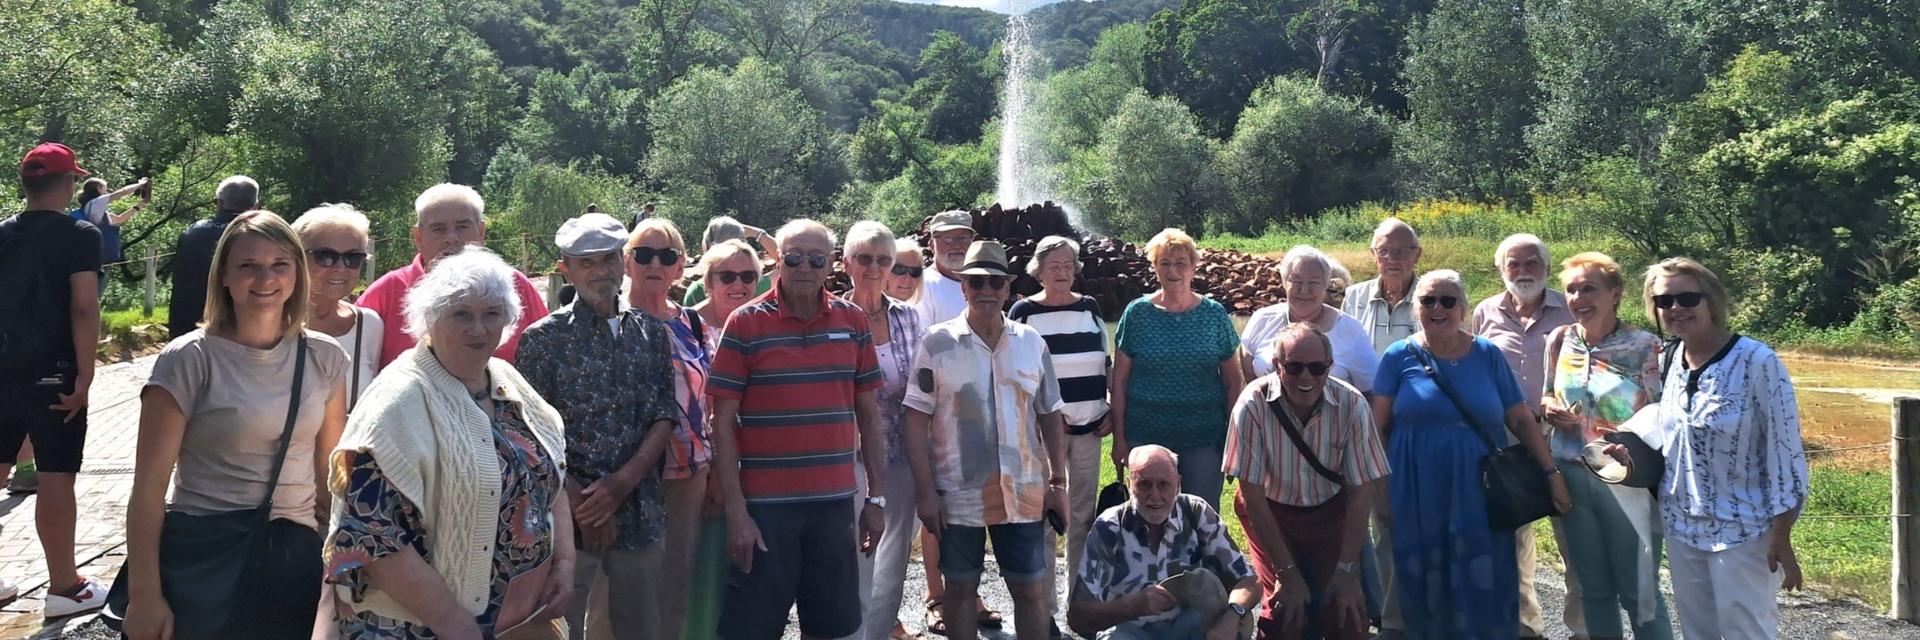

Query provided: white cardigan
[327,347,567,623]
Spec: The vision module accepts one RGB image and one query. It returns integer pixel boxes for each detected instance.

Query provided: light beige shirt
[1343,276,1418,356]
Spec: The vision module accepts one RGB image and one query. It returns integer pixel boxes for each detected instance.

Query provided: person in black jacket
[167,175,257,338]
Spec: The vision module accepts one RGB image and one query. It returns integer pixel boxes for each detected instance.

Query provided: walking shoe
[7,466,37,494]
[0,579,16,602]
[43,578,107,618]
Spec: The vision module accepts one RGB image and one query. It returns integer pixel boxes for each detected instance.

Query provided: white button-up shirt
[904,316,1065,527]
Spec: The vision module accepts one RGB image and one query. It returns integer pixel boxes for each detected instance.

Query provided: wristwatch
[865,495,887,509]
[1228,602,1250,618]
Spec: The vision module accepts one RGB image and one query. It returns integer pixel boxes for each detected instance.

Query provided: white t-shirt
[80,197,111,227]
[331,307,385,408]
[1240,304,1381,393]
[919,269,968,327]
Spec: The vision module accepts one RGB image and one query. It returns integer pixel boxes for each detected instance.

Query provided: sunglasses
[1418,295,1460,309]
[966,275,1009,290]
[783,252,829,269]
[891,264,923,278]
[710,270,758,285]
[309,249,370,270]
[1281,361,1332,376]
[849,253,895,268]
[630,246,681,266]
[1652,292,1706,309]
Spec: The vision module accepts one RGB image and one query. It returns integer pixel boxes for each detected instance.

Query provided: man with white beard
[1471,233,1581,640]
[918,210,977,325]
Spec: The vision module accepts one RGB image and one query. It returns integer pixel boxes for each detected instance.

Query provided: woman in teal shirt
[1109,228,1244,510]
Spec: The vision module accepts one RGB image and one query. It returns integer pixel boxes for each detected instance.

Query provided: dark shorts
[937,520,1049,585]
[718,500,860,639]
[0,378,88,473]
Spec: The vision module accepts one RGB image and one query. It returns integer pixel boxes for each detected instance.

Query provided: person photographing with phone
[902,239,1071,640]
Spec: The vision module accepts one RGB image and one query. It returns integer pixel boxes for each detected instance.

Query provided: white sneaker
[42,578,106,618]
[0,579,16,601]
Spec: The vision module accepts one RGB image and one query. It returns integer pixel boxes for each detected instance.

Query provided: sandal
[889,623,914,640]
[924,597,949,637]
[977,600,1005,630]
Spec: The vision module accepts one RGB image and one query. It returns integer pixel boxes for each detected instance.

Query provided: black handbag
[1094,458,1130,529]
[1412,345,1556,530]
[104,337,309,637]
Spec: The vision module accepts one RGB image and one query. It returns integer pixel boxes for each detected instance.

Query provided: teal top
[1114,296,1240,450]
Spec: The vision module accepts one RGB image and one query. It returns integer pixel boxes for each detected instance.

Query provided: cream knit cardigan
[326,346,567,624]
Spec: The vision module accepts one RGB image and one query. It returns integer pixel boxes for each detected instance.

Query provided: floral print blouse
[1546,324,1664,460]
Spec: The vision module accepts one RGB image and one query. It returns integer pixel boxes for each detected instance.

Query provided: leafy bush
[1215,76,1394,234]
[1722,248,1827,336]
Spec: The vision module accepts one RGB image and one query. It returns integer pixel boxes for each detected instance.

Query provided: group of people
[0,141,1811,640]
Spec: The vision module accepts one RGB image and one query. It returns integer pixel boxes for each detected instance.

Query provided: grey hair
[403,246,522,344]
[775,218,836,251]
[1279,245,1333,280]
[414,183,485,222]
[1327,255,1352,285]
[216,175,259,212]
[1494,233,1551,270]
[1126,444,1179,470]
[844,221,896,256]
[1272,322,1333,367]
[1027,235,1082,278]
[703,215,748,251]
[1372,217,1419,246]
[1416,269,1466,297]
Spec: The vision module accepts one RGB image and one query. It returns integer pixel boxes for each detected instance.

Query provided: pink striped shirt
[1222,375,1389,507]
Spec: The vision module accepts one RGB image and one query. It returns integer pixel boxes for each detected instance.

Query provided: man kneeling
[1068,445,1260,639]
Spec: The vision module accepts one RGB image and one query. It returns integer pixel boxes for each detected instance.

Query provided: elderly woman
[1326,256,1351,311]
[1611,258,1806,639]
[887,238,926,305]
[683,215,776,306]
[1240,246,1378,391]
[622,218,717,638]
[1537,252,1672,640]
[678,238,762,639]
[1369,269,1569,639]
[123,211,350,639]
[1110,228,1243,510]
[293,204,383,408]
[324,247,572,639]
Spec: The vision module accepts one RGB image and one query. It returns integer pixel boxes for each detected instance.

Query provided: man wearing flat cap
[903,240,1071,640]
[516,213,681,640]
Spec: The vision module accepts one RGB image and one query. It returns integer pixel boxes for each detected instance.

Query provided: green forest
[6,0,1919,350]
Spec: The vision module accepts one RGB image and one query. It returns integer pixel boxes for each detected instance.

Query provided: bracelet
[1542,466,1562,477]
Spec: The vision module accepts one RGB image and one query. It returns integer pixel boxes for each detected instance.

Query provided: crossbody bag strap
[257,337,309,519]
[1411,344,1502,456]
[350,309,364,404]
[1265,397,1343,485]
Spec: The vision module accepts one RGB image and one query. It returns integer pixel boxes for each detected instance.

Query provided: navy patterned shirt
[1072,494,1254,628]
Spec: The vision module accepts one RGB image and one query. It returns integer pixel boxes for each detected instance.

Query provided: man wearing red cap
[0,142,107,616]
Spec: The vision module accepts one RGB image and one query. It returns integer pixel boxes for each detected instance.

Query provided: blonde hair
[203,211,310,339]
[1144,228,1198,264]
[1642,257,1731,330]
[892,238,925,305]
[626,217,687,255]
[1559,251,1625,291]
[292,203,372,246]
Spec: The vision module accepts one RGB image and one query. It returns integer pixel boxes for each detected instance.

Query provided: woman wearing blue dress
[1370,270,1570,638]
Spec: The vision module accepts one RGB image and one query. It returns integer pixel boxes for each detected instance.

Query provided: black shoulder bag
[1412,345,1556,530]
[104,337,309,637]
[1265,397,1343,485]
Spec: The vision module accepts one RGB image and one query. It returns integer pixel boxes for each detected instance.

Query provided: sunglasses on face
[1418,295,1460,309]
[309,249,370,270]
[711,270,758,285]
[1281,361,1332,376]
[966,275,1009,290]
[850,253,895,268]
[1653,292,1706,309]
[783,252,829,269]
[630,246,681,266]
[891,264,923,278]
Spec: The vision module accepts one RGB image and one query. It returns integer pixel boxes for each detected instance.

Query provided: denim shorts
[937,520,1049,584]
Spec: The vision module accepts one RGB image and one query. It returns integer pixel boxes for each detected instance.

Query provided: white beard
[1506,278,1545,302]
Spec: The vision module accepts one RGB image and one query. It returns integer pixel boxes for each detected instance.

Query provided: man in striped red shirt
[1223,322,1389,640]
[708,219,888,639]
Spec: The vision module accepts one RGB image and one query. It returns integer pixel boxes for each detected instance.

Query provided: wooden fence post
[547,273,563,311]
[520,235,531,273]
[143,243,157,316]
[1895,397,1920,621]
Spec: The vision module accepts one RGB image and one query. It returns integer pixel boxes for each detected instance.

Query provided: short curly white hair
[403,246,522,344]
[1415,269,1466,297]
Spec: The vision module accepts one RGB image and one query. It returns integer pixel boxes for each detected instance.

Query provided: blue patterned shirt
[1072,494,1254,628]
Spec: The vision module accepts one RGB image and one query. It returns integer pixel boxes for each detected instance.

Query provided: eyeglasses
[630,246,681,266]
[1281,361,1332,376]
[783,252,829,269]
[966,275,1009,290]
[309,249,370,270]
[850,253,895,268]
[1418,295,1460,309]
[1374,247,1418,260]
[711,270,758,285]
[891,264,923,278]
[1652,292,1706,309]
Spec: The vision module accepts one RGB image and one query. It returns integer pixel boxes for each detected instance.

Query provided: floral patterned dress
[326,394,561,638]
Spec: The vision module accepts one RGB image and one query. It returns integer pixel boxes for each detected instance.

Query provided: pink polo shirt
[357,254,551,369]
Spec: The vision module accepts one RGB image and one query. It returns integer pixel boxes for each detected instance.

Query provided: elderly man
[1224,323,1388,640]
[918,210,976,325]
[708,219,888,640]
[168,174,257,338]
[359,183,550,368]
[904,240,1070,640]
[1472,233,1581,640]
[517,214,682,640]
[1342,217,1421,356]
[1069,445,1260,640]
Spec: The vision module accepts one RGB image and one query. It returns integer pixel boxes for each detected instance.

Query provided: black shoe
[1049,621,1064,639]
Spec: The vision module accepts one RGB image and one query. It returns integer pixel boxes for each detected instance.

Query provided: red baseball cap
[19,143,90,180]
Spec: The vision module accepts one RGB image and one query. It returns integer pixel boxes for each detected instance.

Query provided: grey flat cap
[555,213,628,257]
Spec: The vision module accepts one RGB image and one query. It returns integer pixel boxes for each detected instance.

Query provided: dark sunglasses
[711,270,758,285]
[966,275,1009,290]
[1281,361,1332,376]
[783,252,829,269]
[850,254,895,268]
[891,264,923,278]
[630,246,681,266]
[309,249,370,270]
[1653,292,1706,309]
[1418,295,1460,309]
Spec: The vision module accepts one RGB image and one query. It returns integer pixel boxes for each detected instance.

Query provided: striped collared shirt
[1222,375,1390,507]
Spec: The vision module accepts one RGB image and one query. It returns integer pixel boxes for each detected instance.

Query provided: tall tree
[723,0,870,65]
[1098,91,1217,237]
[1217,75,1393,232]
[647,59,845,226]
[910,32,998,144]
[1398,0,1536,200]
[1524,0,1700,181]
